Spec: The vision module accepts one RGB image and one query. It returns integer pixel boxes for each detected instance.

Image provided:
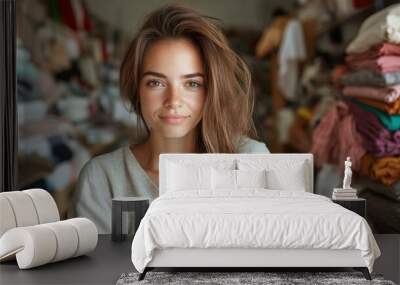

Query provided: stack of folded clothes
[312,5,400,232]
[340,4,400,187]
[334,4,400,233]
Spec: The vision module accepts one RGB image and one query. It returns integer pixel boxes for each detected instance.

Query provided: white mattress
[131,190,380,273]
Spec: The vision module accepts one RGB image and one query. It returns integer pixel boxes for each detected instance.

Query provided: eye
[146,80,164,87]
[186,81,203,88]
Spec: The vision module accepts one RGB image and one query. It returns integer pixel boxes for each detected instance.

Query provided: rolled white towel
[0,225,57,268]
[42,221,79,262]
[65,218,98,257]
[0,191,39,227]
[0,196,17,237]
[0,218,98,269]
[0,189,60,238]
[23,189,60,224]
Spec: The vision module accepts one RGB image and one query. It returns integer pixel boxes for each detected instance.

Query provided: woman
[71,4,269,234]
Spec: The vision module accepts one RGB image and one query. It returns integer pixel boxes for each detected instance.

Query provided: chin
[161,130,191,138]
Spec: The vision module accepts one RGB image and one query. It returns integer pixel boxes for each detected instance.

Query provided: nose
[164,85,182,109]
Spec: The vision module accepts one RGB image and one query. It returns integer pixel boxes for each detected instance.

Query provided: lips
[159,115,190,124]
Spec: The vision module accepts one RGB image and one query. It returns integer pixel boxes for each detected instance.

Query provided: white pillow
[167,162,211,191]
[266,164,306,191]
[236,169,268,189]
[211,169,268,190]
[212,168,236,190]
[238,159,307,191]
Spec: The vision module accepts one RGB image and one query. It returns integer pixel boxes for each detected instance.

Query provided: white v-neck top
[69,137,269,233]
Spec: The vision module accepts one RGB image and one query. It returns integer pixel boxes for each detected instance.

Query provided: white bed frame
[139,154,371,280]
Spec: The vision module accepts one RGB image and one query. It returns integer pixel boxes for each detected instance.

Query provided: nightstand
[332,198,366,218]
[112,197,150,242]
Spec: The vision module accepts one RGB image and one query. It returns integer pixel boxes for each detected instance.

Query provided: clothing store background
[15,0,400,232]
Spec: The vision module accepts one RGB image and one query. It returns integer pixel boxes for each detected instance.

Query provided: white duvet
[131,190,380,273]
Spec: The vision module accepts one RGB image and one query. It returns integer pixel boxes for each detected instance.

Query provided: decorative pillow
[167,162,212,191]
[211,169,268,190]
[236,169,268,189]
[266,168,306,191]
[238,159,308,191]
[212,168,237,190]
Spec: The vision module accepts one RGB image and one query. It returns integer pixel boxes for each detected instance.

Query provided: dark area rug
[116,271,396,285]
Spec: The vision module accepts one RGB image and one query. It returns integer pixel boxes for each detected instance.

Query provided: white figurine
[342,157,352,190]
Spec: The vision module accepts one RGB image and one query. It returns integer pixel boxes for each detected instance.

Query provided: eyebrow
[142,71,204,79]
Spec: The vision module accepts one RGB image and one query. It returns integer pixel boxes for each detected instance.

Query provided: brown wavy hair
[120,4,257,153]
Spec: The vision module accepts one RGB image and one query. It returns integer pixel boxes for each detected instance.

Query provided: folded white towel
[347,4,400,54]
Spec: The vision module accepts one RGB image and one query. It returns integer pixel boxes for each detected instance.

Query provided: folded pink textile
[346,43,400,62]
[311,101,366,173]
[342,85,400,103]
[347,56,400,73]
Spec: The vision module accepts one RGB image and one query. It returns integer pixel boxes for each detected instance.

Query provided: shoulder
[79,147,126,179]
[236,137,270,153]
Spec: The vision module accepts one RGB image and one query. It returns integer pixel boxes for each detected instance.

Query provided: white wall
[85,0,295,35]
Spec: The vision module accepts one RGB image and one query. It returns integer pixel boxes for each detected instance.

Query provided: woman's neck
[132,130,198,173]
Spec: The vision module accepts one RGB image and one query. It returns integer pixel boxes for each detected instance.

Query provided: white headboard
[159,153,314,195]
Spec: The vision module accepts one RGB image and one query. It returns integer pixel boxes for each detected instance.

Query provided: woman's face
[139,38,206,139]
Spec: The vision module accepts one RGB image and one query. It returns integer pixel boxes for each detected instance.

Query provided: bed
[131,154,381,280]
